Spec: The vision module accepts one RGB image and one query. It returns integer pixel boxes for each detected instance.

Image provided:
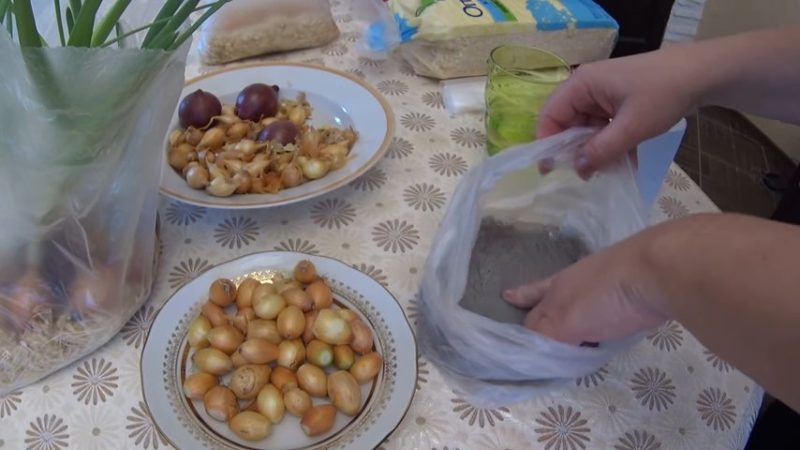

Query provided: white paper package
[198,0,339,64]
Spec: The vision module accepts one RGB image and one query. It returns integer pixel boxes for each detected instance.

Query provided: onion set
[167,86,358,197]
[181,260,383,442]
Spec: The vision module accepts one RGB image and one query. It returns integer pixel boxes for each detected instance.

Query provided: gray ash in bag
[459,218,589,325]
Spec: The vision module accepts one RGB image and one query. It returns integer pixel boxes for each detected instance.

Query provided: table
[0,3,762,449]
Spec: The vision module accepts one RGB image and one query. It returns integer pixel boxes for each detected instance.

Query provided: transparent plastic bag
[0,30,189,395]
[418,128,648,408]
[197,0,339,64]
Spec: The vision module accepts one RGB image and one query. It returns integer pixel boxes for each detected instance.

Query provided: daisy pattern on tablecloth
[387,137,414,159]
[213,215,259,249]
[324,44,348,56]
[389,253,426,294]
[317,228,370,262]
[71,405,123,450]
[393,395,450,449]
[0,390,22,418]
[310,198,356,229]
[614,430,662,450]
[653,405,710,450]
[163,201,206,226]
[351,263,389,287]
[422,91,445,109]
[450,127,486,149]
[403,183,446,212]
[534,404,591,450]
[274,238,319,254]
[703,349,733,373]
[335,13,352,23]
[429,152,468,177]
[126,401,167,449]
[169,235,206,261]
[647,321,684,352]
[630,367,677,412]
[404,294,420,325]
[696,387,736,431]
[350,166,387,191]
[340,31,361,42]
[576,366,609,387]
[474,427,534,450]
[113,351,141,390]
[658,196,690,218]
[26,382,66,412]
[120,305,155,349]
[347,67,366,79]
[583,384,637,436]
[401,112,436,132]
[399,61,418,77]
[25,414,69,450]
[450,392,510,428]
[666,168,693,191]
[168,258,210,289]
[416,356,430,390]
[71,358,119,405]
[377,80,409,96]
[372,219,420,253]
[359,56,383,67]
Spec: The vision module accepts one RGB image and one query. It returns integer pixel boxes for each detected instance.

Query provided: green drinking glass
[485,45,570,155]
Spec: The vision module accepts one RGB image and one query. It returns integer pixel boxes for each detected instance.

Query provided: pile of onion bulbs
[167,84,358,197]
[183,260,383,442]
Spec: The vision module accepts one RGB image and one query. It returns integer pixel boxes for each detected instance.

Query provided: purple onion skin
[257,120,299,146]
[235,83,279,122]
[178,89,222,129]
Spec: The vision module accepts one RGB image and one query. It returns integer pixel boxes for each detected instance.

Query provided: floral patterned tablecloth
[0,3,763,449]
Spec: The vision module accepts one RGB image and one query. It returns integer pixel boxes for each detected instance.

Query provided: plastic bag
[0,28,189,395]
[360,0,618,79]
[198,0,339,64]
[418,128,648,408]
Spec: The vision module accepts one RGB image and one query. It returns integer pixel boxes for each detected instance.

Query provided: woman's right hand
[538,46,702,176]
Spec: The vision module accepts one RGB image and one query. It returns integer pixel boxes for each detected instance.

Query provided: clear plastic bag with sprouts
[0,25,189,394]
[418,127,649,408]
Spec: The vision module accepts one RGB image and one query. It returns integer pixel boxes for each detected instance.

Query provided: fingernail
[575,154,591,173]
[538,158,555,175]
[502,289,515,301]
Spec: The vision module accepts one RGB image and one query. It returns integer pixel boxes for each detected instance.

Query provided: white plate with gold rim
[160,63,394,209]
[141,252,416,450]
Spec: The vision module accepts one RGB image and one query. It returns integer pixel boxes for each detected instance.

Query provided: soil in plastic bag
[459,218,589,325]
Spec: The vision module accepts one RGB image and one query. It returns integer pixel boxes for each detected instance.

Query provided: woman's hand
[538,46,701,177]
[503,227,670,345]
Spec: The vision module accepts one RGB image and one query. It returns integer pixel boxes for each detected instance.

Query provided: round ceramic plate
[141,252,416,450]
[160,63,394,209]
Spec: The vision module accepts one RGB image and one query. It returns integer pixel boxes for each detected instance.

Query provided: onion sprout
[7,0,230,49]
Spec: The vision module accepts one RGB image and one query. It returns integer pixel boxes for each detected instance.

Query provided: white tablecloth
[0,2,762,449]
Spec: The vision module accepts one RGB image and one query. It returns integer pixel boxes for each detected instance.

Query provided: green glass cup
[485,45,570,155]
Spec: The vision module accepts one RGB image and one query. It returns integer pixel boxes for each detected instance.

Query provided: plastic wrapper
[361,0,618,79]
[0,26,189,395]
[418,128,648,408]
[198,0,339,64]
